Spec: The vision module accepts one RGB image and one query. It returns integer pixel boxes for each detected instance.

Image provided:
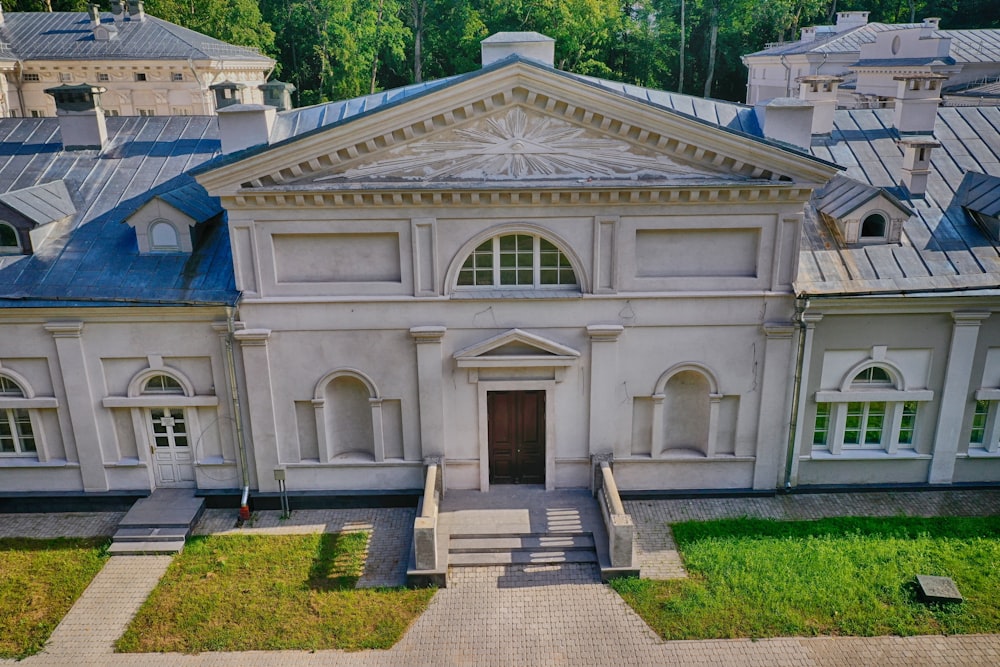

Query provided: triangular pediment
[196,61,839,196]
[454,329,580,365]
[308,106,726,184]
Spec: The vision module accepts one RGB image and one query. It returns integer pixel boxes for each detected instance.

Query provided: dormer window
[860,214,887,239]
[149,220,181,252]
[0,222,20,254]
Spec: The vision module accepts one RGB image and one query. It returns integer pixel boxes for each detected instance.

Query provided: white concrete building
[742,12,1000,108]
[0,34,998,506]
[0,4,275,118]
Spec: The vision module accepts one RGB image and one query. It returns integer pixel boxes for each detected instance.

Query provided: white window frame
[813,362,932,455]
[149,220,180,252]
[0,221,21,254]
[455,233,578,291]
[97,72,110,82]
[0,371,56,460]
[971,390,1000,454]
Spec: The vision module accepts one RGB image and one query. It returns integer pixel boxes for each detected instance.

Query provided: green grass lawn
[612,516,1000,640]
[116,532,435,654]
[0,537,109,660]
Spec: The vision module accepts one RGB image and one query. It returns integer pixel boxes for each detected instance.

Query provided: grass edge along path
[116,531,435,654]
[0,537,109,660]
[612,515,1000,640]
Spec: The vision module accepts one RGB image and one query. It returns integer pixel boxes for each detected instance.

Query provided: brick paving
[3,489,1000,666]
[0,512,124,538]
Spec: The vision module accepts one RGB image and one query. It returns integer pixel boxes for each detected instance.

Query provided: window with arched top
[456,233,577,289]
[812,362,927,455]
[0,222,20,254]
[860,213,887,239]
[142,374,185,395]
[0,375,36,455]
[149,220,180,251]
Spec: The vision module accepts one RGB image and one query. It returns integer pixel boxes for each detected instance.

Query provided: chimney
[892,74,946,135]
[0,2,5,28]
[126,0,145,21]
[836,11,869,32]
[898,137,939,197]
[258,80,295,112]
[798,75,843,135]
[481,32,555,68]
[44,84,108,151]
[88,3,100,24]
[754,98,815,151]
[217,104,275,155]
[110,0,124,22]
[921,17,940,37]
[210,81,246,110]
[800,27,817,43]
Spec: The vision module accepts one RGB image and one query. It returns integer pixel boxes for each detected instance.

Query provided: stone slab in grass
[916,575,963,604]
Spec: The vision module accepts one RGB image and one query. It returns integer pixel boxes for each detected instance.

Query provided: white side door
[149,407,195,488]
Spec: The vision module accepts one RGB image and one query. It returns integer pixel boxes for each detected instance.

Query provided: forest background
[8,1,1000,107]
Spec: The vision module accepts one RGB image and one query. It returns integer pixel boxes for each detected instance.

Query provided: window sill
[196,457,237,467]
[624,453,756,462]
[286,459,420,468]
[451,289,582,300]
[104,458,144,468]
[0,457,78,468]
[806,449,931,461]
[961,448,1000,459]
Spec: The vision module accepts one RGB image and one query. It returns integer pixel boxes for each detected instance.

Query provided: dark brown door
[488,390,545,484]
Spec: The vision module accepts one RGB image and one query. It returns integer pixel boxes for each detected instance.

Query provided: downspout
[783,297,809,491]
[224,306,251,510]
[781,55,792,97]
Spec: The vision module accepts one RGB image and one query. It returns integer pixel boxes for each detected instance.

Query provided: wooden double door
[487,390,545,484]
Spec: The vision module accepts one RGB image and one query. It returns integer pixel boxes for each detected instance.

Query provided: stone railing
[594,458,635,569]
[412,457,443,572]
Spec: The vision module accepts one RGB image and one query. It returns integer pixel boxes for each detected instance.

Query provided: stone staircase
[110,488,205,555]
[449,531,598,567]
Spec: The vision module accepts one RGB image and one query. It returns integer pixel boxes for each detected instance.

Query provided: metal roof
[799,106,1000,296]
[0,116,235,307]
[747,24,1000,65]
[956,171,1000,218]
[814,173,912,219]
[0,179,75,226]
[0,12,272,63]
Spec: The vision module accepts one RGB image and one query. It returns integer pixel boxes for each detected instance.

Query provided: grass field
[0,537,109,659]
[612,516,1000,639]
[116,532,435,653]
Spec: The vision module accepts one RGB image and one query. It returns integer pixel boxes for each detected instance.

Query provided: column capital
[44,321,84,338]
[587,324,624,341]
[801,312,824,327]
[951,311,991,326]
[410,325,446,343]
[762,322,795,339]
[234,328,271,346]
[211,320,246,336]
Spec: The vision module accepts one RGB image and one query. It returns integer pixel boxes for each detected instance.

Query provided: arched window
[0,375,36,455]
[150,220,180,251]
[142,374,184,395]
[851,366,892,386]
[457,233,577,289]
[860,214,886,239]
[0,222,20,254]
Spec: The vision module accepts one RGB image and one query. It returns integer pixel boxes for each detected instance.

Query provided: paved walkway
[3,489,1000,666]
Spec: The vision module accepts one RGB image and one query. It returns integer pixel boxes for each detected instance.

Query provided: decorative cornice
[233,328,272,346]
[222,184,815,211]
[951,311,991,326]
[587,324,625,341]
[762,322,796,338]
[410,325,446,342]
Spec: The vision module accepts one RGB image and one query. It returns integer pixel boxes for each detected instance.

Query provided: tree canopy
[12,0,1000,105]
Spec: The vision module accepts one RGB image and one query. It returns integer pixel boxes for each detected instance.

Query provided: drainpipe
[783,298,809,491]
[224,306,251,517]
[781,55,793,97]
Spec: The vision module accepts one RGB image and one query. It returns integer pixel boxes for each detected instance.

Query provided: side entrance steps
[449,532,598,566]
[110,488,205,555]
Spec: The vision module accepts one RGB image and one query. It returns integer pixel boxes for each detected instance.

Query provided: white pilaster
[587,325,625,457]
[410,326,446,458]
[753,322,796,490]
[928,311,991,484]
[234,329,277,491]
[44,321,109,492]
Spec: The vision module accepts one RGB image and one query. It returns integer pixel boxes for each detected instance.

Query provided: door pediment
[196,61,839,196]
[454,328,580,369]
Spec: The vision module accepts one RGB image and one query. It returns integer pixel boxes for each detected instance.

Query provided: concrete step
[108,539,186,555]
[450,533,595,552]
[113,526,190,543]
[449,550,599,567]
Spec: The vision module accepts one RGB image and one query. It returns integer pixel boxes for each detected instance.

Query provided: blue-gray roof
[0,116,234,307]
[800,106,1000,295]
[0,12,271,62]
